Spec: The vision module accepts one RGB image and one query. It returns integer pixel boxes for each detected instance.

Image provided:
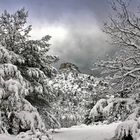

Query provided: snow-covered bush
[89,97,136,123]
[89,99,107,122]
[0,48,52,139]
[110,107,140,140]
[114,120,139,140]
[0,62,51,139]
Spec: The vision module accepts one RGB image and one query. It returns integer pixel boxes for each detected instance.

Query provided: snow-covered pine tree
[0,8,59,139]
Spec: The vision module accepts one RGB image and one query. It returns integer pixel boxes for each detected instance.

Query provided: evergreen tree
[0,8,58,139]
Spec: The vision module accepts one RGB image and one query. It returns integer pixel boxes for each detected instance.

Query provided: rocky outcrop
[59,62,80,73]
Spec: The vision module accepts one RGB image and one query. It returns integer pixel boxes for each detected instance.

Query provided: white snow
[0,121,120,140]
[0,134,19,140]
[53,122,120,140]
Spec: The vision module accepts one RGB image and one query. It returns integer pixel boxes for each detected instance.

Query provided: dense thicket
[91,0,140,139]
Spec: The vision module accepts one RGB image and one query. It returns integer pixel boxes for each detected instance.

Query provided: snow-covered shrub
[0,61,51,139]
[89,97,136,123]
[114,120,139,140]
[110,107,140,140]
[17,129,52,140]
[0,65,50,138]
[89,99,107,122]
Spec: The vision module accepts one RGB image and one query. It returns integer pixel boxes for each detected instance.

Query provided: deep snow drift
[53,122,120,140]
[0,123,120,140]
[0,134,18,140]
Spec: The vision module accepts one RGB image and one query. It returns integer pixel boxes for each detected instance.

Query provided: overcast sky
[0,0,136,73]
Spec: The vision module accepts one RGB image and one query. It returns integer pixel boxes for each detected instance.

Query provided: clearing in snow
[52,122,120,140]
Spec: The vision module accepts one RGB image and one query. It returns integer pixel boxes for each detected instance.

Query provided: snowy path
[52,123,119,140]
[0,123,119,140]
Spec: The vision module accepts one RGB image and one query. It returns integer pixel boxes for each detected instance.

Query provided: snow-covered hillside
[48,63,109,127]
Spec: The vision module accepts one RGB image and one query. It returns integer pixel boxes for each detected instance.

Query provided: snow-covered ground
[0,123,119,140]
[53,123,120,140]
[0,134,19,140]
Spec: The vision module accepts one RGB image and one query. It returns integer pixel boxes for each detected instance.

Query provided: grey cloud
[49,11,111,74]
[0,0,111,74]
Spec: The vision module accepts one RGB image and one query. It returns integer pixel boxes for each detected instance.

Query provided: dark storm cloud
[0,0,112,73]
[46,7,110,74]
[44,13,109,74]
[0,0,110,26]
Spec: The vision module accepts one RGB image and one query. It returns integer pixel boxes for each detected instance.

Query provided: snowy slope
[49,63,100,127]
[53,123,120,140]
